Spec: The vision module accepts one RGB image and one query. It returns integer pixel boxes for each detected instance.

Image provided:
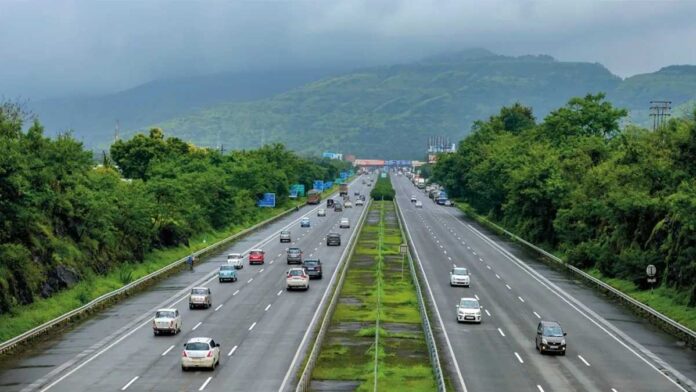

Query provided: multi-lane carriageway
[0,173,694,392]
[0,179,371,392]
[393,174,696,392]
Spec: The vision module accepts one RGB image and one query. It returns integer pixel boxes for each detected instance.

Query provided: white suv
[450,267,470,287]
[456,297,482,323]
[286,268,310,290]
[181,337,220,371]
[339,218,350,228]
[153,308,181,335]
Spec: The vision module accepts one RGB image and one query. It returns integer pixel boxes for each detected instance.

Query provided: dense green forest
[433,94,696,306]
[152,50,696,159]
[0,103,349,315]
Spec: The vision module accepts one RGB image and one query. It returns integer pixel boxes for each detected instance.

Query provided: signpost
[400,243,408,280]
[257,193,276,208]
[646,264,657,291]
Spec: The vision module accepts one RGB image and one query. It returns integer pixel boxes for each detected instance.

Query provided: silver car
[450,267,470,287]
[339,217,350,228]
[189,287,212,309]
[456,297,482,323]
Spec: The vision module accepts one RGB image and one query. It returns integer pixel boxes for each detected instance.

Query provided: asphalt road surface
[393,174,696,392]
[0,176,372,392]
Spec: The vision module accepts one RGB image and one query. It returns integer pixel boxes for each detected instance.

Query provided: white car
[344,201,353,208]
[181,337,220,371]
[355,199,364,206]
[286,267,310,290]
[450,267,470,287]
[415,201,423,208]
[456,297,482,323]
[189,287,212,309]
[153,308,181,336]
[318,208,326,217]
[339,218,350,228]
[227,253,244,269]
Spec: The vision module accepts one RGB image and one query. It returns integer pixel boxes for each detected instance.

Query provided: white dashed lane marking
[578,355,591,367]
[249,322,257,331]
[498,328,506,337]
[514,352,524,364]
[161,345,174,356]
[533,311,541,319]
[228,345,238,356]
[121,376,138,391]
[192,322,202,331]
[215,304,223,311]
[265,304,271,312]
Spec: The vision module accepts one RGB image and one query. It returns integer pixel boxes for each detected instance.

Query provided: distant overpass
[353,159,425,168]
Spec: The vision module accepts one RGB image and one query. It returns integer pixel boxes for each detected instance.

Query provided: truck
[339,183,349,196]
[307,189,321,205]
[416,178,426,189]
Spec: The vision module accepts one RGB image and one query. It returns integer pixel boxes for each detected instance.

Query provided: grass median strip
[311,201,436,391]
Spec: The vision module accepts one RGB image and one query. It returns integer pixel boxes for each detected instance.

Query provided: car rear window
[250,251,263,255]
[156,311,175,318]
[304,260,320,266]
[453,268,468,275]
[288,248,301,254]
[185,342,210,351]
[220,266,234,271]
[191,288,207,295]
[289,269,304,276]
[459,299,479,309]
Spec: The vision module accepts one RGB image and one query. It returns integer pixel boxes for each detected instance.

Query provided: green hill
[153,50,624,159]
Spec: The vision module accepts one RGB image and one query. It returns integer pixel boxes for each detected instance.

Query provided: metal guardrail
[0,203,304,355]
[393,200,447,391]
[294,198,372,392]
[461,210,696,349]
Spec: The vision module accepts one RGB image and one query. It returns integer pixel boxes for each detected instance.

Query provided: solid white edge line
[121,376,138,390]
[228,345,238,356]
[161,345,175,356]
[192,321,202,331]
[514,352,524,364]
[199,376,212,391]
[441,207,692,392]
[393,193,468,392]
[578,355,591,367]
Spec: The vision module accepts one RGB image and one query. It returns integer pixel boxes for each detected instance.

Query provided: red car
[248,249,265,265]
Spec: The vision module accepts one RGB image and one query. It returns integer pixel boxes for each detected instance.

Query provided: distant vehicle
[339,218,350,228]
[317,208,326,217]
[327,232,341,246]
[444,200,454,207]
[286,267,310,290]
[301,217,311,227]
[248,249,265,265]
[218,265,238,283]
[280,230,291,243]
[436,191,449,205]
[334,202,343,212]
[227,253,244,269]
[307,189,322,204]
[411,195,417,203]
[416,178,425,188]
[456,297,481,323]
[450,267,470,287]
[286,247,303,264]
[189,287,212,309]
[327,199,335,208]
[302,259,323,279]
[181,337,220,371]
[415,201,423,208]
[535,321,567,355]
[362,180,366,184]
[354,191,360,196]
[355,199,364,206]
[339,183,349,196]
[344,201,353,208]
[153,308,181,335]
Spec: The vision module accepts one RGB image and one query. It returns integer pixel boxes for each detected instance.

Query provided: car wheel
[154,330,158,336]
[182,365,187,371]
[219,278,223,283]
[560,351,566,356]
[189,304,193,310]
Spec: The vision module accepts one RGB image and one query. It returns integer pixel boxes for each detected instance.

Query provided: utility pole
[649,100,671,131]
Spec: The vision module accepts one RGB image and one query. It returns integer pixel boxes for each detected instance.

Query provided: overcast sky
[2,0,695,100]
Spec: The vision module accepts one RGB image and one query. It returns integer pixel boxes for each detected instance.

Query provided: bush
[370,175,395,201]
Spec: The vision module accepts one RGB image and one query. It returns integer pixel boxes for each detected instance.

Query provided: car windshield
[155,311,175,318]
[543,325,564,337]
[191,288,207,295]
[185,342,210,351]
[304,260,319,266]
[281,231,290,235]
[228,254,241,259]
[288,248,301,254]
[459,299,479,309]
[453,268,468,275]
[289,269,304,276]
[220,266,234,271]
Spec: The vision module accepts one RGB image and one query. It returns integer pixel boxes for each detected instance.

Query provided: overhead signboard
[290,184,305,197]
[257,193,276,208]
[340,171,349,179]
[313,180,324,191]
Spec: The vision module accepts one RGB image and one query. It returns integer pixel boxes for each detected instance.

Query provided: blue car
[218,265,238,283]
[300,217,311,227]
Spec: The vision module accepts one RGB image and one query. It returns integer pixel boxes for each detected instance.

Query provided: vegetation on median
[311,201,437,391]
[0,102,350,341]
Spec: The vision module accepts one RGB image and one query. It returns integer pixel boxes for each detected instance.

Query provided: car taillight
[207,350,213,358]
[182,351,188,358]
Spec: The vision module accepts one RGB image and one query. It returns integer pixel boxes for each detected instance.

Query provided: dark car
[327,199,335,208]
[354,191,360,196]
[286,247,303,264]
[326,232,341,246]
[334,203,343,212]
[302,259,322,279]
[535,320,567,355]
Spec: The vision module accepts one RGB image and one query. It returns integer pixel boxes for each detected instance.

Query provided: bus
[307,189,322,204]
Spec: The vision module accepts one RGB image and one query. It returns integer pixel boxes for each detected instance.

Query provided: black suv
[286,247,303,264]
[326,233,341,246]
[535,320,567,355]
[302,259,322,279]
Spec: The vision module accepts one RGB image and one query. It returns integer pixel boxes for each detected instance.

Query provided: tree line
[433,94,696,306]
[0,103,350,314]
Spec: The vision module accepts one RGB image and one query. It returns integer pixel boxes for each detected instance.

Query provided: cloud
[1,0,695,99]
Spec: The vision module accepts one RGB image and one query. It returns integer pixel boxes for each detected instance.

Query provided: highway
[393,174,696,392]
[0,177,372,392]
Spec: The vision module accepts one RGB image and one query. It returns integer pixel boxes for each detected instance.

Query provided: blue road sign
[257,193,276,208]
